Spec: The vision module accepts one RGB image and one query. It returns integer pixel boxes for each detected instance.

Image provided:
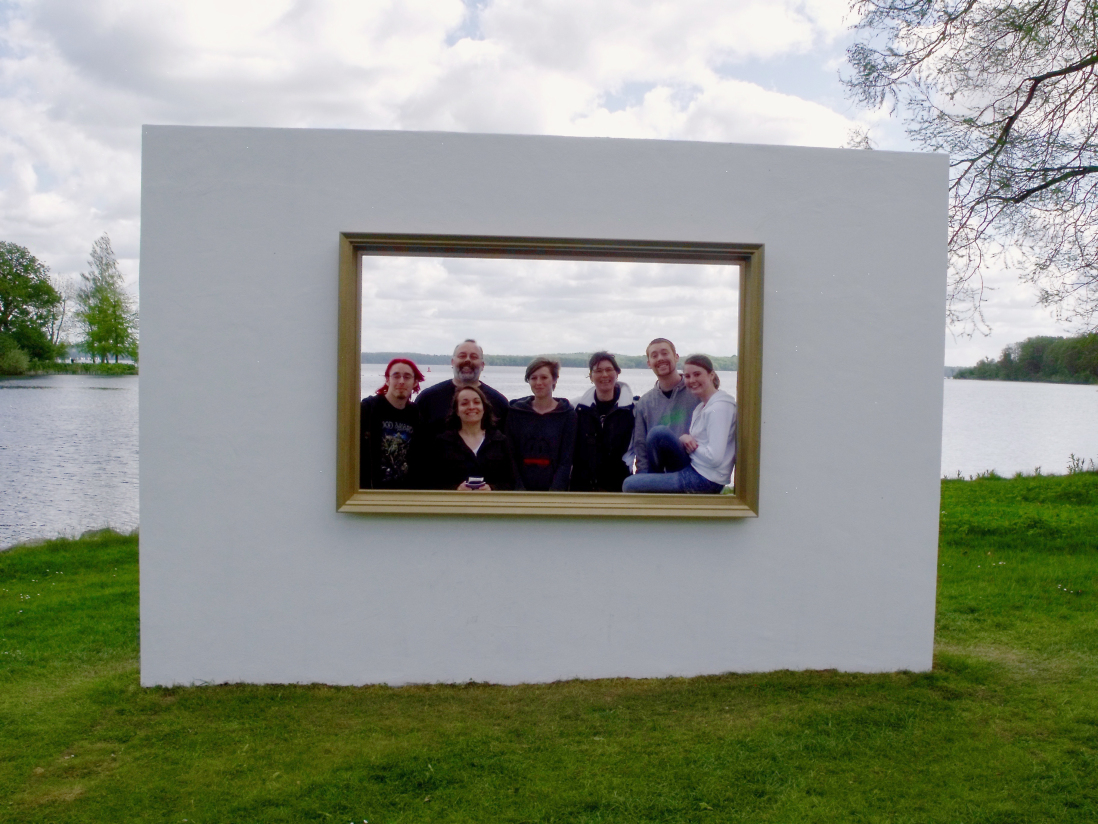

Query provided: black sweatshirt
[359,394,421,489]
[430,429,516,491]
[505,396,577,491]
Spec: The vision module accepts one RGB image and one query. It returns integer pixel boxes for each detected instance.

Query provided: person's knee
[646,425,677,456]
[646,425,674,445]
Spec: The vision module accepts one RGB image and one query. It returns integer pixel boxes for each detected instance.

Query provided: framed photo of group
[336,233,763,518]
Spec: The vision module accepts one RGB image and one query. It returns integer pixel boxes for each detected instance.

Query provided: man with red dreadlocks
[359,358,426,489]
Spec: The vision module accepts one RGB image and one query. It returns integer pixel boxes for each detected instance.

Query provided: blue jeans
[622,426,724,494]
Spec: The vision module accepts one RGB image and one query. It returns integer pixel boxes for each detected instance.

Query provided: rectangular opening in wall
[337,234,762,518]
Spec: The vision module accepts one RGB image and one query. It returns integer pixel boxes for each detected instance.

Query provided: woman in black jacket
[431,384,516,491]
[506,357,577,491]
[570,351,636,492]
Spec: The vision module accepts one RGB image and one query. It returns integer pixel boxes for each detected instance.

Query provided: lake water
[941,377,1098,478]
[1,374,139,549]
[2,369,1097,548]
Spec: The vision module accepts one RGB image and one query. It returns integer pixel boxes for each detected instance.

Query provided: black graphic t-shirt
[360,394,421,489]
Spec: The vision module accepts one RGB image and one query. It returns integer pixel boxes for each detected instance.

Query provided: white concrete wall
[139,126,947,686]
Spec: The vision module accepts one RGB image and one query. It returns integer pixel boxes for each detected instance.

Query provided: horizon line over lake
[361,351,740,369]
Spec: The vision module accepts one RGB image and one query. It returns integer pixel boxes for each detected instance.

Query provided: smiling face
[451,340,484,385]
[683,362,716,398]
[455,387,485,428]
[590,358,618,396]
[527,365,556,401]
[385,363,417,402]
[646,340,678,379]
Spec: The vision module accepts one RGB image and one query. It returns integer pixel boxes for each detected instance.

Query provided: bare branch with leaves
[845,0,1098,331]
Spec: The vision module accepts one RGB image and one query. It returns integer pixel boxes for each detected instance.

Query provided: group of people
[359,337,736,494]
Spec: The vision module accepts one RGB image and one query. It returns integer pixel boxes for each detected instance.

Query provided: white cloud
[0,0,1073,357]
[362,257,739,356]
[478,0,847,80]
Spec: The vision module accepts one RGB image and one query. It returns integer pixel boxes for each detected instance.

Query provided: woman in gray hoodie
[505,357,577,491]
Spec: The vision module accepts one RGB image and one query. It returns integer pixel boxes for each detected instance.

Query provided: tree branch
[986,166,1098,203]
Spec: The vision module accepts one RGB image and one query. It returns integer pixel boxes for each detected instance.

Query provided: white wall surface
[140,126,946,686]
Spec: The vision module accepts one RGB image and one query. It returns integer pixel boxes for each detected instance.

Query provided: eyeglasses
[591,367,617,375]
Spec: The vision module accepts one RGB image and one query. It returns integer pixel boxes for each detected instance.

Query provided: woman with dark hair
[359,358,426,489]
[431,384,516,491]
[505,356,577,491]
[570,351,636,492]
[622,354,736,494]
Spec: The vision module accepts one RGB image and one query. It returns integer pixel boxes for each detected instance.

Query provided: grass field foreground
[1,474,1097,823]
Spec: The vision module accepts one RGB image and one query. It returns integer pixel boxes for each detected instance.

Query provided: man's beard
[452,362,482,385]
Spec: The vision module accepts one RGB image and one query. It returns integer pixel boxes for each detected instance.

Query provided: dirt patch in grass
[936,641,1083,679]
[21,783,86,806]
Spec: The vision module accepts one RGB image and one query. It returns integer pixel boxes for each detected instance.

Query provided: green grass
[2,475,1097,823]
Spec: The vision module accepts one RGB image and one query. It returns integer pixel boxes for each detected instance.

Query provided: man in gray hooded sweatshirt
[631,338,700,473]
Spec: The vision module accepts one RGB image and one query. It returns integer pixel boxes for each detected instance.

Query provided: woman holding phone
[431,384,516,491]
[622,354,735,494]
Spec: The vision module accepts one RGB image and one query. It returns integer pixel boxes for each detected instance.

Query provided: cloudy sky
[0,0,1076,364]
[362,257,739,356]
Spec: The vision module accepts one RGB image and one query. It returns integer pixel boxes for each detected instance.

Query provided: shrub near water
[1,476,1097,823]
[0,335,30,376]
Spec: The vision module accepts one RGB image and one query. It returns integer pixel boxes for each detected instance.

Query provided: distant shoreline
[23,362,138,377]
[362,351,739,370]
[950,332,1098,385]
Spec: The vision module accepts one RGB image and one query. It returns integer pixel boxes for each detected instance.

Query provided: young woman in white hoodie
[622,354,736,494]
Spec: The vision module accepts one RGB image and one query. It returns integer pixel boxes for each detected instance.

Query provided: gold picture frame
[337,233,762,518]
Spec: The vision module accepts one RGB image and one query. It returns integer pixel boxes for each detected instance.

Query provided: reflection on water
[0,375,138,549]
[2,371,1097,548]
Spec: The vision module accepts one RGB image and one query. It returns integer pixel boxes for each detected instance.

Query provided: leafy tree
[954,331,1098,381]
[844,0,1098,330]
[76,234,138,363]
[0,241,62,363]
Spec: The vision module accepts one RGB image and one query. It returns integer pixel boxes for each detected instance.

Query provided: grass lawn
[2,474,1096,823]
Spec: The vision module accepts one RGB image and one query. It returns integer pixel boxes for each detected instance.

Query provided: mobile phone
[466,476,486,489]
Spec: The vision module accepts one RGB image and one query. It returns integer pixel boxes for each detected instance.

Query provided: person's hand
[457,482,493,492]
[679,434,699,454]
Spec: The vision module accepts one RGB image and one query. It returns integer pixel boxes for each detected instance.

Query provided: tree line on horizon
[361,352,739,371]
[954,333,1098,385]
[0,235,138,375]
